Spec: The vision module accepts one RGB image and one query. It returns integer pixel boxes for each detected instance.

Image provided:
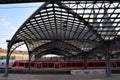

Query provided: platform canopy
[6,1,120,58]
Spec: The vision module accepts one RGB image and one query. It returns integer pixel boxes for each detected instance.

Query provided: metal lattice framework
[5,1,120,59]
[2,1,120,77]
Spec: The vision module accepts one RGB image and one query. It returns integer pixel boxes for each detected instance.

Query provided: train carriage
[11,59,120,70]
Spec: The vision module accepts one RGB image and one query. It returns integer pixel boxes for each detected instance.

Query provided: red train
[11,60,120,69]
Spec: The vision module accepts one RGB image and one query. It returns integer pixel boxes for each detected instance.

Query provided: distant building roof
[0,49,28,55]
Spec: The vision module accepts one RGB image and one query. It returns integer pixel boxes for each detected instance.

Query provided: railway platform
[0,74,120,80]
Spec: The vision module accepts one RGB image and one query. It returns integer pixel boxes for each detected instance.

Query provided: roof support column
[4,41,11,77]
[104,41,112,77]
[82,53,88,69]
[105,52,112,77]
[28,53,32,70]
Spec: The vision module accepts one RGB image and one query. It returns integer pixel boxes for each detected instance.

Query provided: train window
[95,63,100,67]
[112,62,116,67]
[72,63,76,66]
[37,64,41,68]
[76,63,81,67]
[31,63,34,67]
[117,62,120,67]
[101,62,106,67]
[48,63,54,67]
[67,63,71,66]
[71,63,82,67]
[19,63,24,66]
[42,63,47,67]
[79,63,83,67]
[88,63,94,67]
[25,63,29,67]
[76,63,78,66]
[63,63,66,67]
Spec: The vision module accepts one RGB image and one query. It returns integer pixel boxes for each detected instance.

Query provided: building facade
[0,48,28,60]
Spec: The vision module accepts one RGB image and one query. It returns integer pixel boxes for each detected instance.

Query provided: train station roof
[6,1,120,57]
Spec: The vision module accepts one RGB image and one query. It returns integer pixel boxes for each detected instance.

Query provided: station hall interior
[0,0,120,78]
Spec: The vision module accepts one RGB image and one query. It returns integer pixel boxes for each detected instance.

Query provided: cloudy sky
[0,2,44,50]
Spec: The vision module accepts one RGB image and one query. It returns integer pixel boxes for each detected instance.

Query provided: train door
[55,63,59,69]
[37,63,41,69]
[111,62,117,69]
[48,63,54,68]
[42,63,48,68]
[116,62,120,68]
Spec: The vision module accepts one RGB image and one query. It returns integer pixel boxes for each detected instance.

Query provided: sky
[0,2,44,51]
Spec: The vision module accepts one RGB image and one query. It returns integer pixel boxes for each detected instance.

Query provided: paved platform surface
[0,74,120,80]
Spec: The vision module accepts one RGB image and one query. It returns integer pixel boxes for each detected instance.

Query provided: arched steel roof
[30,41,82,54]
[7,1,120,57]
